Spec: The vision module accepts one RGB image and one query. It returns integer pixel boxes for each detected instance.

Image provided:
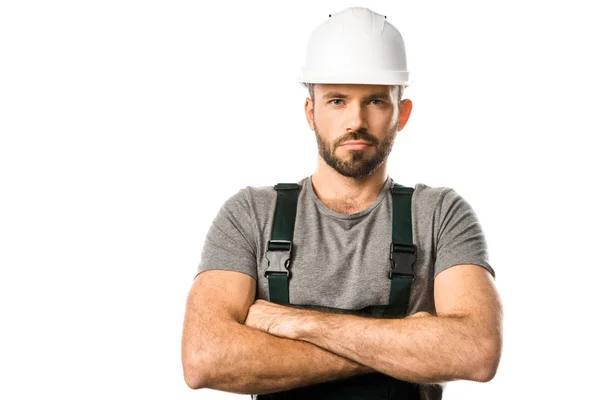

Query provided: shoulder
[405,182,457,212]
[412,183,482,221]
[222,183,275,208]
[399,181,483,233]
[220,177,309,214]
[414,182,453,201]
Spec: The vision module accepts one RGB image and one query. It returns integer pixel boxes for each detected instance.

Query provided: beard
[314,122,397,180]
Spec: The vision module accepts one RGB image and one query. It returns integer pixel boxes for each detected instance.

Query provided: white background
[1,0,598,398]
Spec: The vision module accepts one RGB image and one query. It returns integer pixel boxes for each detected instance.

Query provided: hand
[244,299,305,339]
[407,311,434,318]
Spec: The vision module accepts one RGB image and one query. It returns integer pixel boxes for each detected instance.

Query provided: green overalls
[254,182,421,400]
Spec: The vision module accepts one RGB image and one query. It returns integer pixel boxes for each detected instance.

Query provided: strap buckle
[265,240,293,278]
[389,242,417,279]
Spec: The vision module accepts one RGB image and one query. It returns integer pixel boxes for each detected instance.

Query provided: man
[181,7,502,400]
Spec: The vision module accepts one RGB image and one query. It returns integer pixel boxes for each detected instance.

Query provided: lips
[340,141,372,150]
[341,141,371,145]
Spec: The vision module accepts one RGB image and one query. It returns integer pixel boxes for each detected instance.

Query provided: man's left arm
[245,263,503,384]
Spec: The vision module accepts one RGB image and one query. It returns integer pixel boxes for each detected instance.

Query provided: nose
[345,101,368,132]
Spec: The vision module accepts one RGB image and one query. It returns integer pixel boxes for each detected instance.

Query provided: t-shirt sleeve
[433,188,495,279]
[195,188,258,281]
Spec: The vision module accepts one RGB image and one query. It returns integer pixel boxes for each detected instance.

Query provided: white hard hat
[299,7,410,86]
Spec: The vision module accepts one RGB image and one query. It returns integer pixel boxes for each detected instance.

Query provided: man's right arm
[181,269,374,395]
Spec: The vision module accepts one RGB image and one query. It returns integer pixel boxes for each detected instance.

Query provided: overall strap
[264,183,300,304]
[389,183,417,316]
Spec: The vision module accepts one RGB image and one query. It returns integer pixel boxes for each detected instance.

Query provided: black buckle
[265,240,293,277]
[389,242,417,279]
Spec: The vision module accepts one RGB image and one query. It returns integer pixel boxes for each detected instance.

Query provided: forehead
[314,84,396,99]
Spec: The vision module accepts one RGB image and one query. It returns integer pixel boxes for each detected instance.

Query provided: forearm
[201,319,375,394]
[298,311,499,384]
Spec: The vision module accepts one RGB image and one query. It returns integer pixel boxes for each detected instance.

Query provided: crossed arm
[181,269,376,394]
[181,264,502,394]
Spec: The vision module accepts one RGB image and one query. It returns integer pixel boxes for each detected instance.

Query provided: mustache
[335,130,379,147]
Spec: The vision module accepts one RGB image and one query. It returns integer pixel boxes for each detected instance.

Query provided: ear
[304,97,315,131]
[397,99,413,131]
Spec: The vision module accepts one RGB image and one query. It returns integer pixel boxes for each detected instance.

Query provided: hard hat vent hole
[329,14,331,17]
[384,16,387,19]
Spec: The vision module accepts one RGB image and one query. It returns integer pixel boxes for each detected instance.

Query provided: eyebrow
[322,91,392,100]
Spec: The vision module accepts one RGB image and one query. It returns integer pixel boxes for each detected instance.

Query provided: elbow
[471,361,499,383]
[183,364,204,390]
[470,337,502,383]
[182,350,212,390]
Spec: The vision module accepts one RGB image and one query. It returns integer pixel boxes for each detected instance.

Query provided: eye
[329,99,343,105]
[370,99,384,105]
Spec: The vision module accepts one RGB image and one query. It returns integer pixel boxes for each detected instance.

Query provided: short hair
[305,83,405,104]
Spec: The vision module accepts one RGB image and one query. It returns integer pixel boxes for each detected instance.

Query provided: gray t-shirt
[196,174,494,399]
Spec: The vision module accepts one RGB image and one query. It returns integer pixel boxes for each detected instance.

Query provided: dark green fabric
[266,273,289,304]
[259,182,420,399]
[267,241,292,251]
[265,183,300,304]
[257,371,420,399]
[391,184,413,244]
[270,183,300,244]
[389,275,415,314]
[389,183,416,315]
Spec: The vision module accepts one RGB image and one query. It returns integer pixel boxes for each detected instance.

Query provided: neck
[310,158,388,211]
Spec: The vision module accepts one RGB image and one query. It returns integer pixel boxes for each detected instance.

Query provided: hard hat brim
[299,69,410,86]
